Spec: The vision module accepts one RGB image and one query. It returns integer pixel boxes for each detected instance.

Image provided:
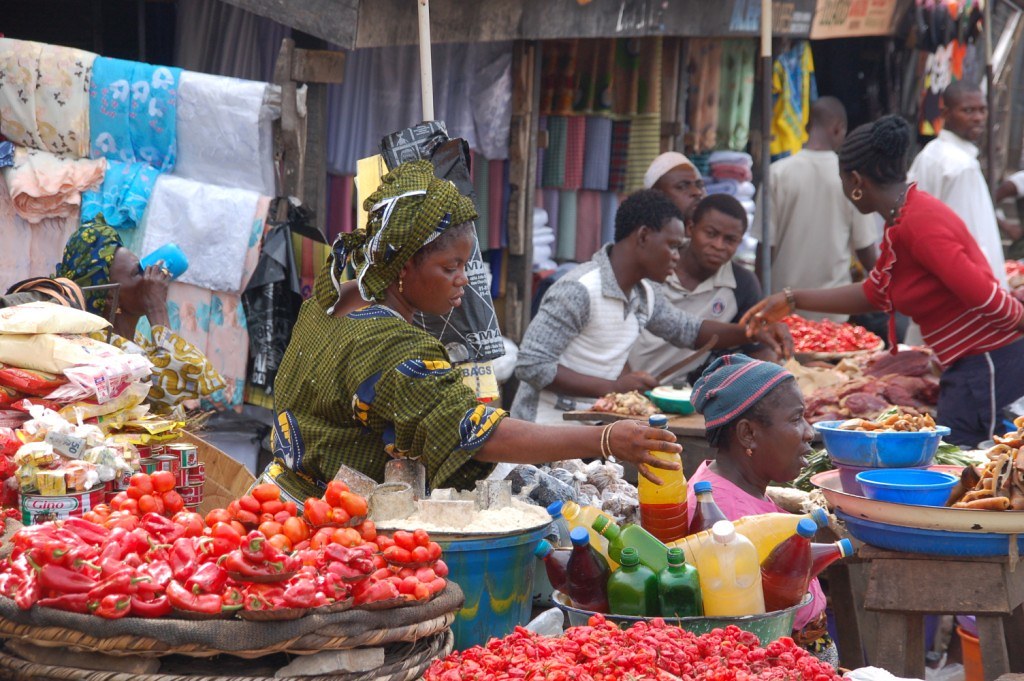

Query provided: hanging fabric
[685,39,723,153]
[81,160,159,232]
[472,154,491,250]
[2,147,105,224]
[770,41,817,160]
[542,117,568,187]
[608,120,632,192]
[563,117,587,190]
[717,40,756,150]
[582,117,614,191]
[556,190,578,261]
[575,190,603,263]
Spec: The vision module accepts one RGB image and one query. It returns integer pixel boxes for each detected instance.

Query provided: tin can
[140,460,158,475]
[104,490,121,504]
[136,445,153,460]
[187,463,205,487]
[152,455,179,476]
[113,469,134,490]
[178,484,203,505]
[21,488,106,526]
[184,502,201,513]
[166,443,199,468]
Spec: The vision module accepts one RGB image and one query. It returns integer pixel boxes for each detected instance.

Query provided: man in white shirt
[752,97,878,322]
[908,80,1009,287]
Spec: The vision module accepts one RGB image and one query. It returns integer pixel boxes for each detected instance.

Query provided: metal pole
[417,0,435,121]
[759,0,773,294]
[984,0,995,193]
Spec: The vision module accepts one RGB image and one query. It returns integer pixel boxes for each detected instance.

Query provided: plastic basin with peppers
[855,469,959,507]
[813,420,950,468]
[551,590,811,643]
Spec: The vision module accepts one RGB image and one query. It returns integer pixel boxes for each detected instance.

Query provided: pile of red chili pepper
[782,315,882,354]
[426,617,842,681]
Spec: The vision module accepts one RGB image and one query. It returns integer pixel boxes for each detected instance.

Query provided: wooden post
[273,39,302,222]
[758,0,773,294]
[503,40,540,344]
[985,0,995,193]
[418,0,435,121]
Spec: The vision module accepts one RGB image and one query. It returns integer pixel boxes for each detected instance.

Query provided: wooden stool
[860,545,1024,681]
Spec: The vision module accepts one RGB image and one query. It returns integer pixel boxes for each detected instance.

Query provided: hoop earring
[851,188,863,201]
[745,448,753,458]
[399,278,404,294]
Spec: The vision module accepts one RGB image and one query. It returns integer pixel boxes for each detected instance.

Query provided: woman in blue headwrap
[688,354,836,666]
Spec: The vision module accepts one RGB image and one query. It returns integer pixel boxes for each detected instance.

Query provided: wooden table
[859,545,1024,681]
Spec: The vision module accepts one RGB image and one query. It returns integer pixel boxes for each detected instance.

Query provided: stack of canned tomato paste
[117,441,205,512]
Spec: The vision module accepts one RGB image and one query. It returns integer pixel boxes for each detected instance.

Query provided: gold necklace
[887,186,909,223]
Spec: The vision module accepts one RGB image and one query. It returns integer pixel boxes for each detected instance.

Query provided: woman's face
[108,247,145,315]
[401,229,473,316]
[839,169,871,215]
[746,381,814,484]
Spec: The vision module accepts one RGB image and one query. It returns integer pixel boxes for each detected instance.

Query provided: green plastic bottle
[592,515,669,573]
[657,547,703,618]
[607,547,659,617]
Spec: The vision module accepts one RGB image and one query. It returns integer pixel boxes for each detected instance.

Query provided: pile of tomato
[426,616,841,681]
[782,315,882,354]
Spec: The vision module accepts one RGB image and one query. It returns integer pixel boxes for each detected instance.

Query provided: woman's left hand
[750,321,793,360]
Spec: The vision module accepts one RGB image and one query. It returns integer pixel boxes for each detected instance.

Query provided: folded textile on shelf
[1,146,105,223]
[174,71,276,196]
[80,159,158,232]
[140,174,262,293]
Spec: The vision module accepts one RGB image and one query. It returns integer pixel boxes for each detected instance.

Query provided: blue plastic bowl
[854,468,958,507]
[813,420,950,468]
[835,510,1024,557]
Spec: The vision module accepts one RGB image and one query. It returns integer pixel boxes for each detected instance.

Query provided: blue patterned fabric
[81,160,159,230]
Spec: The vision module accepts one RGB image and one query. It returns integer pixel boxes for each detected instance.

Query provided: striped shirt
[862,185,1023,367]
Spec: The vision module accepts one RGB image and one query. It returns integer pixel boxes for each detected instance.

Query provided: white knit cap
[643,152,698,189]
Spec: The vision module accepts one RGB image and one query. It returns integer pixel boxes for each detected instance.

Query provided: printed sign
[810,0,899,39]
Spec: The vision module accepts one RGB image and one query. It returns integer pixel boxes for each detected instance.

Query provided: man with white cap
[643,151,707,226]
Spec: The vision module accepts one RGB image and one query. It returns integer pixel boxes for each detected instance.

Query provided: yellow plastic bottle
[669,507,829,565]
[561,500,618,569]
[694,520,765,617]
[636,414,688,543]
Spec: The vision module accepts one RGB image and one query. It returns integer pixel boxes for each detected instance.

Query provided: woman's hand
[749,321,793,360]
[141,264,172,327]
[606,419,682,485]
[739,292,791,339]
[612,371,659,394]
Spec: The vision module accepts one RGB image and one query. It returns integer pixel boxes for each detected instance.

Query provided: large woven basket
[0,583,463,659]
[0,629,453,681]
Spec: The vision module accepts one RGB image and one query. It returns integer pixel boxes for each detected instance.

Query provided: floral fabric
[54,217,123,315]
[2,146,106,223]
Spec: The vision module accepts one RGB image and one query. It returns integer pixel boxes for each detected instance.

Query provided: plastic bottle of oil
[693,520,765,617]
[560,500,617,569]
[636,414,688,543]
[669,507,829,565]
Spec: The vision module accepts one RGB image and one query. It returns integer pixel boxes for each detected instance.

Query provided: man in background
[752,96,877,322]
[643,151,706,226]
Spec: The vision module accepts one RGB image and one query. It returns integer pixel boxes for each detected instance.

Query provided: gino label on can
[20,488,106,525]
[166,443,199,468]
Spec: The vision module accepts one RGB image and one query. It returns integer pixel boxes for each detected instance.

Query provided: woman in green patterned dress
[271,160,681,498]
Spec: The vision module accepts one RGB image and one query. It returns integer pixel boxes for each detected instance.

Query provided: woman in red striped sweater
[742,114,1024,447]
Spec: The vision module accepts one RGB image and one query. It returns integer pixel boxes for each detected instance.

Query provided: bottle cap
[838,538,854,558]
[592,515,610,534]
[796,518,817,538]
[666,547,685,565]
[649,414,668,428]
[546,501,564,519]
[620,547,640,566]
[711,520,736,544]
[570,527,590,546]
[534,539,553,558]
[810,507,829,527]
[693,481,712,494]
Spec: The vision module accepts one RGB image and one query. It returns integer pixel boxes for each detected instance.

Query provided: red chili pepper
[282,578,317,608]
[86,567,133,601]
[36,592,91,614]
[241,531,270,563]
[134,561,172,596]
[26,539,71,566]
[142,512,185,544]
[169,537,198,582]
[185,562,227,595]
[221,585,244,611]
[93,593,131,619]
[222,550,287,578]
[130,594,172,618]
[125,528,155,557]
[37,564,98,594]
[166,580,223,615]
[0,572,22,598]
[62,517,110,545]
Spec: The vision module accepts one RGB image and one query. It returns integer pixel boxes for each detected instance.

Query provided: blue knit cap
[691,354,794,430]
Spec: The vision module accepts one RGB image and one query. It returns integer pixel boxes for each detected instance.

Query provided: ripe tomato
[162,490,184,515]
[274,510,293,525]
[251,483,281,504]
[413,529,430,547]
[125,485,144,501]
[259,512,275,524]
[392,531,416,552]
[426,542,442,561]
[234,510,259,527]
[230,520,247,536]
[205,508,231,527]
[137,494,158,514]
[355,520,377,542]
[110,491,128,510]
[258,520,283,539]
[411,546,431,564]
[151,470,175,493]
[331,527,363,547]
[376,535,395,550]
[324,480,348,507]
[309,526,334,550]
[282,516,309,544]
[383,546,412,564]
[268,533,292,553]
[282,500,297,516]
[129,473,154,495]
[303,498,332,527]
[329,507,351,526]
[338,491,368,518]
[120,499,139,516]
[260,499,284,516]
[173,511,205,537]
[433,559,449,578]
[238,495,261,514]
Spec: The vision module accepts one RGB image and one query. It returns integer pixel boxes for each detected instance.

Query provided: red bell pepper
[242,584,285,611]
[125,528,155,557]
[222,551,287,578]
[87,567,133,601]
[130,594,172,618]
[37,564,98,594]
[62,517,110,545]
[221,585,244,611]
[166,580,222,615]
[26,539,70,566]
[93,593,131,619]
[169,537,198,581]
[185,562,227,595]
[135,561,172,596]
[240,531,271,563]
[0,572,22,598]
[36,592,91,614]
[142,513,185,544]
[282,578,317,608]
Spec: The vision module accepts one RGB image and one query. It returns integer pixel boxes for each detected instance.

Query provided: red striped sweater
[862,185,1023,367]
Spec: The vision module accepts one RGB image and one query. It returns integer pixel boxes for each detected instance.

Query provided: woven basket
[0,584,462,658]
[0,630,453,681]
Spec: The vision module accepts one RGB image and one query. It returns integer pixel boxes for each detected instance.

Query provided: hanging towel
[36,43,97,158]
[0,142,14,169]
[685,39,722,153]
[488,159,505,251]
[2,147,105,224]
[557,190,578,261]
[89,57,181,171]
[173,70,275,195]
[625,114,660,194]
[140,174,261,292]
[600,190,619,245]
[575,190,603,263]
[81,160,160,231]
[563,116,587,190]
[542,116,568,187]
[608,120,631,192]
[582,117,613,191]
[472,153,490,250]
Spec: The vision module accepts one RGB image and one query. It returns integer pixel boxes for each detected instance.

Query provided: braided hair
[837,114,912,186]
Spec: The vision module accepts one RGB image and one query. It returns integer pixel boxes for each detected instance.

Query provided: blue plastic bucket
[435,523,549,649]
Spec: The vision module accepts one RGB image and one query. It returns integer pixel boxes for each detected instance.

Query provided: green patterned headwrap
[331,160,477,303]
[55,216,124,315]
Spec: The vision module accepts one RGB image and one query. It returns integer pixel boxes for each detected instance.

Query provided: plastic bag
[59,382,150,425]
[59,354,153,404]
[0,333,123,374]
[525,608,565,637]
[0,365,67,397]
[507,464,581,507]
[0,301,109,334]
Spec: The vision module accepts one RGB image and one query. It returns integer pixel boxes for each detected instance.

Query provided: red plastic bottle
[688,480,728,534]
[566,527,610,612]
[534,539,571,593]
[809,538,854,580]
[759,518,816,612]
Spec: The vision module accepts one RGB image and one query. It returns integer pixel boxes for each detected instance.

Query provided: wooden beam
[273,38,303,220]
[292,49,346,84]
[218,0,360,49]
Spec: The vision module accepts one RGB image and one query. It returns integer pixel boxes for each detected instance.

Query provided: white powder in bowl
[378,497,550,535]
